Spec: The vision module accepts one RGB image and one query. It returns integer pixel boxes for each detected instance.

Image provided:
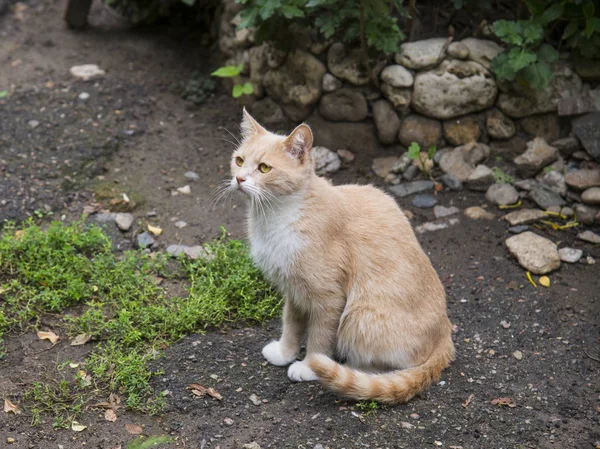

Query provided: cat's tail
[307,340,455,405]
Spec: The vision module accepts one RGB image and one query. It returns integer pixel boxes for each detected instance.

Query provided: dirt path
[1,2,599,449]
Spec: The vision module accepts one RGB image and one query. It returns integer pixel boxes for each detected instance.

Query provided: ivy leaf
[211,65,243,78]
[241,82,254,95]
[540,2,563,24]
[507,47,537,72]
[522,61,553,90]
[232,84,244,98]
[537,44,559,63]
[280,4,304,18]
[493,20,524,45]
[562,20,580,41]
[491,51,517,81]
[523,21,544,45]
[407,142,421,160]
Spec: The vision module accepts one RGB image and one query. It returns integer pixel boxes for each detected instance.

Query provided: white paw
[262,341,297,366]
[287,361,319,382]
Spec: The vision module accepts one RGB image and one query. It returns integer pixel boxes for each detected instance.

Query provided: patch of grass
[0,220,282,426]
[356,399,381,417]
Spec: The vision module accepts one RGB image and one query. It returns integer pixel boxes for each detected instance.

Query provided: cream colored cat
[225,108,455,404]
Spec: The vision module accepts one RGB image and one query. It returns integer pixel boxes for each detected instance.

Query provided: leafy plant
[407,142,437,176]
[356,399,381,416]
[492,166,515,184]
[211,65,254,98]
[236,0,407,57]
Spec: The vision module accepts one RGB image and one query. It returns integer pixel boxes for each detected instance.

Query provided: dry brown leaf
[125,423,143,435]
[186,383,223,401]
[4,398,21,414]
[105,409,117,422]
[71,334,92,346]
[93,393,122,410]
[462,394,474,408]
[37,330,59,344]
[491,397,516,408]
[207,387,223,401]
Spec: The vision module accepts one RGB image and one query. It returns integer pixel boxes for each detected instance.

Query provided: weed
[0,221,282,426]
[356,399,381,417]
[492,167,514,184]
[211,65,254,99]
[407,142,437,176]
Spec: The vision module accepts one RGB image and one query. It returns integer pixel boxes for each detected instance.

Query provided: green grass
[0,219,282,426]
[356,399,381,417]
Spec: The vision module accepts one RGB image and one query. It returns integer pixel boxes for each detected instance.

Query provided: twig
[584,350,600,363]
[434,35,453,66]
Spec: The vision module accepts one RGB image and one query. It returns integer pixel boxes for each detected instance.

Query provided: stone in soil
[337,149,355,163]
[184,246,212,260]
[466,164,494,191]
[574,204,599,226]
[327,42,368,85]
[28,119,39,128]
[92,213,117,223]
[434,205,459,219]
[372,100,401,145]
[502,208,544,226]
[380,83,411,111]
[439,142,490,182]
[552,136,580,157]
[514,179,538,191]
[115,212,134,231]
[572,112,600,162]
[440,173,463,191]
[70,64,106,81]
[520,113,560,142]
[505,231,561,274]
[486,183,519,205]
[558,247,583,263]
[167,244,186,257]
[486,108,516,140]
[447,41,469,59]
[460,38,503,69]
[514,138,558,178]
[372,156,400,178]
[388,180,434,197]
[464,206,495,220]
[319,89,368,122]
[578,230,600,244]
[443,114,482,146]
[415,217,459,234]
[412,194,437,208]
[177,185,191,194]
[322,73,343,92]
[508,225,529,234]
[380,65,414,88]
[312,146,341,174]
[394,38,447,70]
[581,187,600,205]
[78,92,90,101]
[529,185,566,210]
[185,171,200,181]
[397,114,442,148]
[540,170,567,197]
[175,221,187,229]
[402,165,418,181]
[137,232,155,249]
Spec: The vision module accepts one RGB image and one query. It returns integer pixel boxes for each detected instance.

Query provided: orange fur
[227,108,455,404]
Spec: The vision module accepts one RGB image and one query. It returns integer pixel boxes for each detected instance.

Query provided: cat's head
[229,108,314,198]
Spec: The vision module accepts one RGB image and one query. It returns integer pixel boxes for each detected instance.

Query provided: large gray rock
[115,213,134,232]
[486,108,515,140]
[578,230,600,244]
[552,136,580,157]
[558,88,600,116]
[250,97,286,126]
[490,136,528,157]
[388,180,435,197]
[572,112,600,162]
[529,185,566,210]
[412,59,498,119]
[505,232,561,274]
[520,114,560,142]
[380,83,412,111]
[312,146,341,174]
[466,164,494,191]
[565,168,600,190]
[497,62,582,118]
[319,89,368,122]
[502,209,545,226]
[486,183,519,205]
[327,42,369,86]
[514,138,558,178]
[380,65,414,88]
[372,100,401,145]
[263,50,326,121]
[540,170,567,197]
[439,142,490,181]
[460,38,503,69]
[394,38,447,70]
[322,73,343,92]
[398,115,442,148]
[447,42,469,60]
[443,114,482,145]
[581,187,600,205]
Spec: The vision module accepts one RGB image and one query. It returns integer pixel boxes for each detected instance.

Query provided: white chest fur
[248,193,306,287]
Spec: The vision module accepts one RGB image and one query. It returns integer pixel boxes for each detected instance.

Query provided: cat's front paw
[262,340,297,366]
[287,361,319,382]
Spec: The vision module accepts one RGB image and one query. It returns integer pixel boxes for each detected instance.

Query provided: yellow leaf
[71,421,87,432]
[37,330,59,344]
[69,362,80,368]
[539,276,550,287]
[4,398,21,414]
[105,409,117,422]
[147,224,162,236]
[70,334,92,346]
[525,272,537,288]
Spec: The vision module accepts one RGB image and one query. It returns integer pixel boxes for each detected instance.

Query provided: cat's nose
[236,176,246,185]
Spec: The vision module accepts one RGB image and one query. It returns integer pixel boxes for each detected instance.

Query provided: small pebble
[223,418,234,426]
[508,225,529,234]
[412,194,437,208]
[7,438,15,444]
[175,221,187,229]
[185,171,200,181]
[28,120,39,128]
[410,413,420,419]
[558,247,582,263]
[177,185,191,195]
[147,211,157,217]
[137,232,155,249]
[78,92,90,100]
[513,350,523,360]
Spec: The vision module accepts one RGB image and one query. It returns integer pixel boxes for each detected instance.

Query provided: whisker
[220,126,242,146]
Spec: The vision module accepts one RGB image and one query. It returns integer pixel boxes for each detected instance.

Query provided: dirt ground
[0,1,599,448]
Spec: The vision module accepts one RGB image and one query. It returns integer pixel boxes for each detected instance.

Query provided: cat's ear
[241,107,266,140]
[284,124,313,162]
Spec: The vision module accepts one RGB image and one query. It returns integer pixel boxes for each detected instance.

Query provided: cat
[225,108,455,404]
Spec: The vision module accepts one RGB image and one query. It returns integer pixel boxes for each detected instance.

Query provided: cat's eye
[258,163,272,174]
[235,156,244,167]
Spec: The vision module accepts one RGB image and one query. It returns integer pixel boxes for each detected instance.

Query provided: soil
[0,2,599,449]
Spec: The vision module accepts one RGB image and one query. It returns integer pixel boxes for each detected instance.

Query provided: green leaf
[180,0,195,5]
[525,0,545,16]
[280,4,305,19]
[232,85,244,98]
[507,47,537,72]
[522,61,553,90]
[0,90,7,99]
[491,51,518,81]
[211,65,243,78]
[537,44,559,63]
[585,17,595,38]
[241,82,254,95]
[407,142,420,160]
[427,145,437,160]
[523,21,544,44]
[540,2,563,24]
[493,20,524,45]
[562,20,580,41]
[583,1,595,19]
